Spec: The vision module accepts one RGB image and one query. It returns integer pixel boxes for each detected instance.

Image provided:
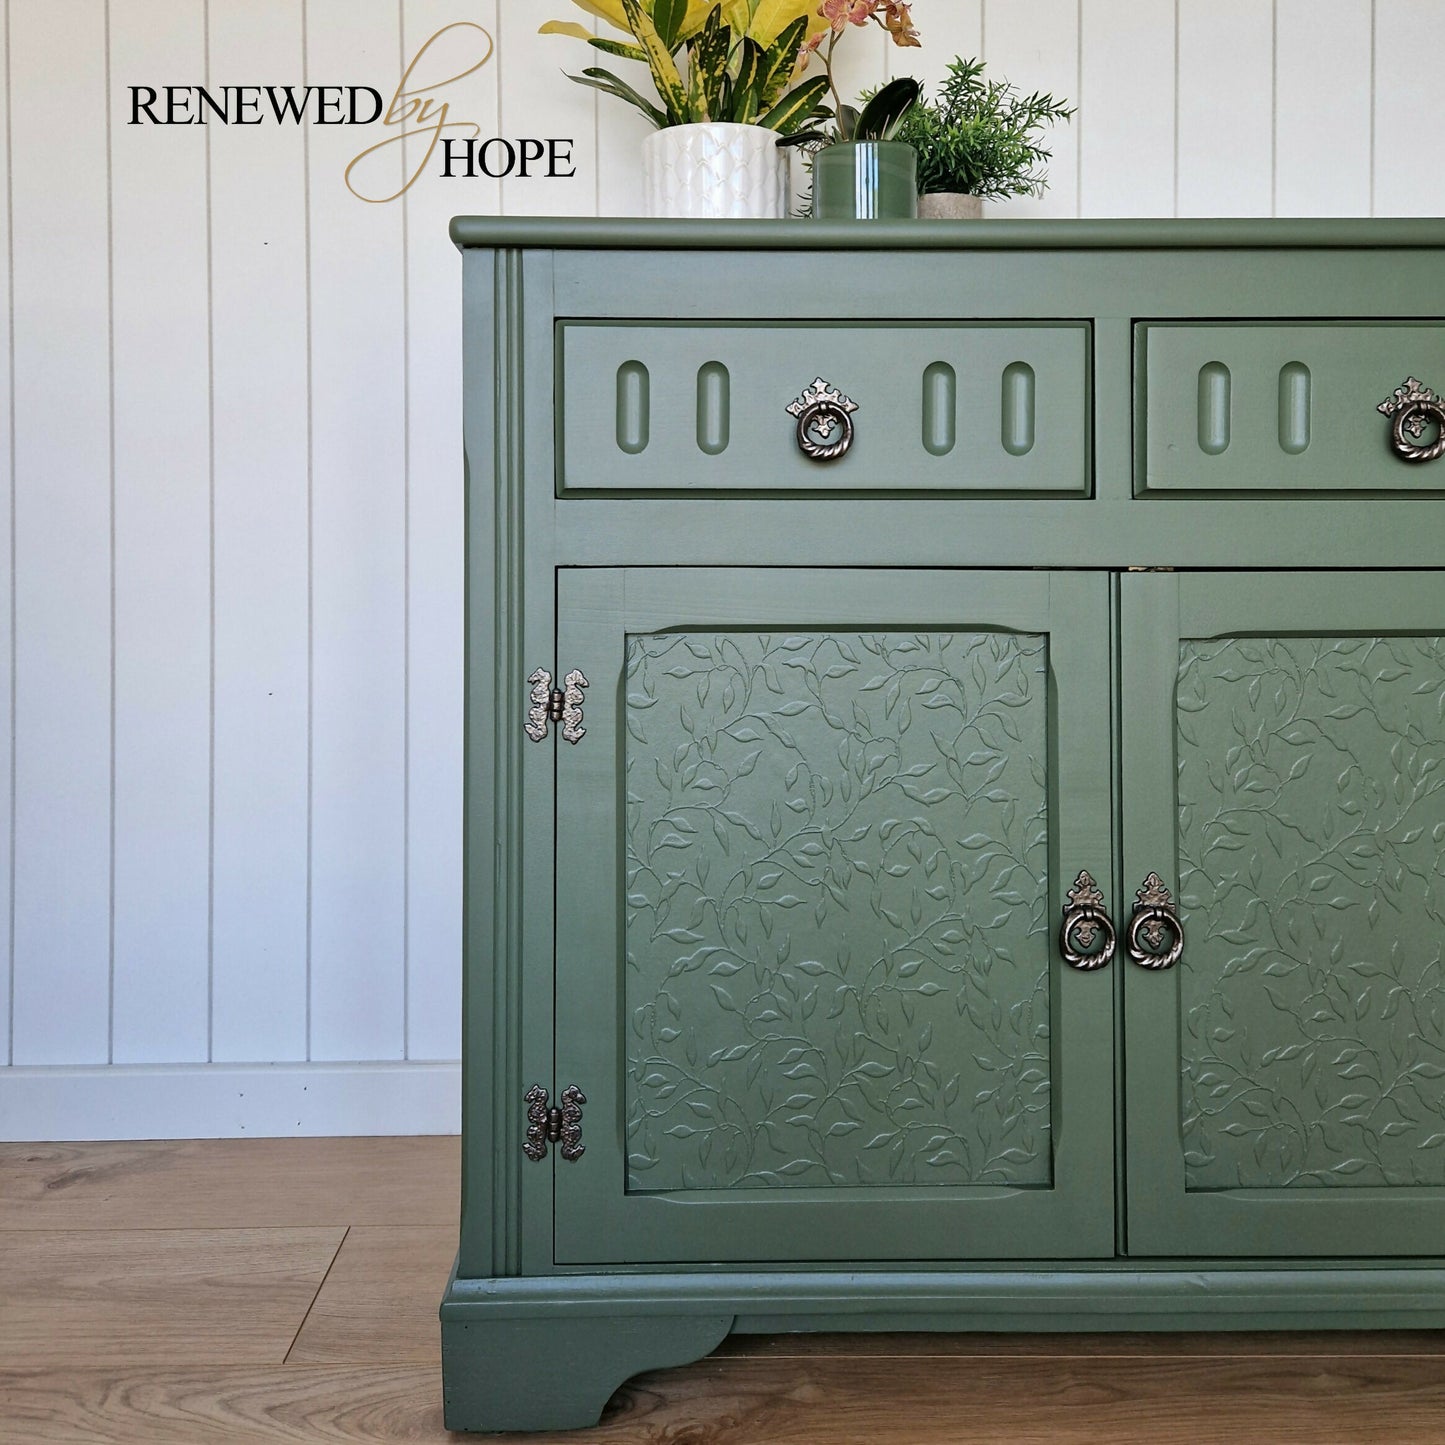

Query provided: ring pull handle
[1378,377,1445,463]
[1059,870,1116,971]
[787,377,858,463]
[1127,872,1184,970]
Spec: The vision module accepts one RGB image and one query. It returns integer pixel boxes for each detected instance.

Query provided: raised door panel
[554,569,1114,1265]
[1123,572,1445,1256]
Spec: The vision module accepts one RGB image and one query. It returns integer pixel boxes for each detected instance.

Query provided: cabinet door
[553,569,1114,1265]
[1124,572,1445,1256]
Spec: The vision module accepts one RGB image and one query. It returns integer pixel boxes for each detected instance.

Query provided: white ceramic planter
[642,123,788,219]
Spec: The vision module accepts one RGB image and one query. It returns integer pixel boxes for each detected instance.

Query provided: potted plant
[788,76,922,219]
[894,56,1074,218]
[541,0,834,218]
[778,1,924,219]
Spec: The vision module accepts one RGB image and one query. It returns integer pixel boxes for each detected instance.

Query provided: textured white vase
[642,123,788,219]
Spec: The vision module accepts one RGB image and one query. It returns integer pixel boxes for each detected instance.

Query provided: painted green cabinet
[442,220,1445,1434]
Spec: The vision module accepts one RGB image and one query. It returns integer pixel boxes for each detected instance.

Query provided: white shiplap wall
[1,0,1441,1140]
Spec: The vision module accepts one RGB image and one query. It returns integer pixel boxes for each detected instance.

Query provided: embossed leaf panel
[1178,636,1445,1191]
[555,570,1115,1266]
[1124,573,1445,1258]
[622,628,1051,1193]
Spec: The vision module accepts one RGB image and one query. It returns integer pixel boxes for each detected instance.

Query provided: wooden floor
[3,1140,1445,1442]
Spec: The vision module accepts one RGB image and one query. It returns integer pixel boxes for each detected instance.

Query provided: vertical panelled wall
[0,0,492,1138]
[0,0,1440,1139]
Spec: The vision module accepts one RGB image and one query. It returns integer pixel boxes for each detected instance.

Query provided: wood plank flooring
[1,1137,1443,1441]
[0,1137,460,1229]
[0,1227,345,1367]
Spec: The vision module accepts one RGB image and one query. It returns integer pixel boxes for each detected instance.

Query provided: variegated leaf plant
[540,0,833,133]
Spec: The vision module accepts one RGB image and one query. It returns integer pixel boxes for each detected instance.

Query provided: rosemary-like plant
[895,56,1073,199]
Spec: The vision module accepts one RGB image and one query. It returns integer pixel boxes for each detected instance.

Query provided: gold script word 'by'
[345,22,494,204]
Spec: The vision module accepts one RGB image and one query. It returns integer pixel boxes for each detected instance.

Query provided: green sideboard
[441,218,1445,1433]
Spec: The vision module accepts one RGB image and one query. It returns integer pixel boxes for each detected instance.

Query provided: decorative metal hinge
[524,667,588,745]
[522,1084,586,1162]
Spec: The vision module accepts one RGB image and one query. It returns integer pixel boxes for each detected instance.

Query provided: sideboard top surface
[450,215,1445,252]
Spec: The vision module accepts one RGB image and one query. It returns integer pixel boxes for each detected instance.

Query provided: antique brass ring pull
[1127,873,1185,970]
[1377,377,1445,463]
[1059,870,1116,970]
[787,377,859,463]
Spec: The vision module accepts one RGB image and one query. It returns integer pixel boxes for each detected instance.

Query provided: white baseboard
[0,1061,461,1141]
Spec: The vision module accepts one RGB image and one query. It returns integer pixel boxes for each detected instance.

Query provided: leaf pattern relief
[1178,636,1445,1189]
[623,630,1052,1192]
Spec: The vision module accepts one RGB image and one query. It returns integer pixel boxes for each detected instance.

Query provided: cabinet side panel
[459,248,506,1278]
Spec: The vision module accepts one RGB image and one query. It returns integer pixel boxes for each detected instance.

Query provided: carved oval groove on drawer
[615,360,650,455]
[1001,361,1037,457]
[921,361,957,457]
[560,321,1091,494]
[1277,360,1311,455]
[695,361,731,456]
[1196,361,1232,456]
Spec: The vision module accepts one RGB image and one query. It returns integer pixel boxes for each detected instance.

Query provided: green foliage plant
[897,56,1074,199]
[778,73,923,156]
[541,0,832,135]
[827,75,922,143]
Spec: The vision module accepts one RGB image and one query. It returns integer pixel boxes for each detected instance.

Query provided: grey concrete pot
[918,192,984,220]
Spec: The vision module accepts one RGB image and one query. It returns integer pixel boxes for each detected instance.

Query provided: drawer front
[557,322,1090,494]
[1140,321,1445,493]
